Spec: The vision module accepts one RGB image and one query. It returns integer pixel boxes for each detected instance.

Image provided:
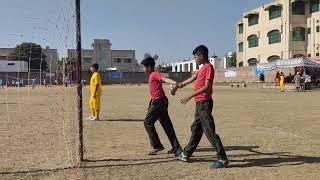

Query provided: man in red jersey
[141,56,182,156]
[175,45,229,169]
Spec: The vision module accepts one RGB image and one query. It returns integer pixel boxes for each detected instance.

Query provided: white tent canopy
[257,58,320,70]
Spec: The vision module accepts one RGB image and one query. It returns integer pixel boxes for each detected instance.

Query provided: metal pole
[40,49,43,86]
[76,0,84,163]
[50,52,52,85]
[28,44,32,95]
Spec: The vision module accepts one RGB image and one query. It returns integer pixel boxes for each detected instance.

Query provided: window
[269,6,282,20]
[247,58,258,66]
[310,0,320,13]
[248,14,259,26]
[293,54,305,58]
[189,63,193,72]
[238,42,244,52]
[317,26,320,32]
[83,58,92,64]
[184,64,188,71]
[0,56,7,60]
[8,63,15,66]
[316,53,320,56]
[247,35,259,48]
[292,1,305,15]
[124,58,132,63]
[238,61,243,67]
[308,54,312,57]
[114,58,121,63]
[292,27,306,41]
[180,64,182,72]
[268,30,281,44]
[238,24,243,34]
[308,28,311,34]
[268,55,280,62]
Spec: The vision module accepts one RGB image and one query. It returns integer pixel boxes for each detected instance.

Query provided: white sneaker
[90,117,100,121]
[86,116,94,120]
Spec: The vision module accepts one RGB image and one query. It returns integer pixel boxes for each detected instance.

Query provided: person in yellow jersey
[86,63,102,121]
[279,72,285,92]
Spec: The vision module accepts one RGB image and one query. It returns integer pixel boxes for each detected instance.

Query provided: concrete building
[0,60,28,72]
[169,57,224,72]
[43,46,59,75]
[236,0,320,67]
[0,48,12,60]
[0,46,59,73]
[67,39,139,72]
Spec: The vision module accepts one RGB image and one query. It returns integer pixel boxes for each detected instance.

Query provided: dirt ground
[0,84,320,180]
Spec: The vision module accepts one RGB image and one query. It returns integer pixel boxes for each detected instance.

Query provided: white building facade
[170,57,225,72]
[0,60,28,72]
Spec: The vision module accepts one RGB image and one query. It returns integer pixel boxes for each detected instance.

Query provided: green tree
[9,42,48,71]
[158,65,172,73]
[227,52,237,68]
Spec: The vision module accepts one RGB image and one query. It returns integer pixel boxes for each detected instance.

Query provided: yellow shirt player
[86,63,102,121]
[279,72,285,92]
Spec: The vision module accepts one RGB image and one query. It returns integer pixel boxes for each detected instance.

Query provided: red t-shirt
[149,71,165,100]
[194,63,214,102]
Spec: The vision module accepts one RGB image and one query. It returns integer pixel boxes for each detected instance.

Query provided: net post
[75,0,84,164]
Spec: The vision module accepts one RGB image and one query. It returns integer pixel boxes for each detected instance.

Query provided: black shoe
[167,148,175,154]
[209,159,229,169]
[168,147,183,156]
[148,147,165,155]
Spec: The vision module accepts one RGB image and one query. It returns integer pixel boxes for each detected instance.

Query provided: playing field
[1,85,320,179]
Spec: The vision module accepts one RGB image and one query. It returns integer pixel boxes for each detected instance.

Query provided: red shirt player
[141,56,182,156]
[174,45,229,169]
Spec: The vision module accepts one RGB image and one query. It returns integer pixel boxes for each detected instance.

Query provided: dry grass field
[1,85,320,179]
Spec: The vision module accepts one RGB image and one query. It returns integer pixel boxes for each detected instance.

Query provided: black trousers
[183,99,228,160]
[144,96,181,153]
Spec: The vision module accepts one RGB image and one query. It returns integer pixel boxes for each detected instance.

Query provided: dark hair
[91,63,99,70]
[193,45,209,59]
[141,56,155,69]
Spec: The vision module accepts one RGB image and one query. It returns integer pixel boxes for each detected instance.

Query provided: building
[43,46,59,75]
[236,0,320,67]
[0,46,59,73]
[169,57,224,72]
[0,60,28,72]
[67,39,140,72]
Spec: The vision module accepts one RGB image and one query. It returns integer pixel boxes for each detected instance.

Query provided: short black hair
[141,56,155,69]
[91,63,99,70]
[193,45,209,59]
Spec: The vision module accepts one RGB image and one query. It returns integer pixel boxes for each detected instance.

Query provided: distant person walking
[294,72,302,92]
[279,72,285,92]
[303,74,311,91]
[0,79,4,89]
[32,79,36,89]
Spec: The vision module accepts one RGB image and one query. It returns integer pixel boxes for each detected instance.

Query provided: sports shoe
[86,116,94,120]
[90,117,100,121]
[176,152,189,162]
[209,159,229,169]
[168,148,183,157]
[148,147,165,155]
[167,148,175,154]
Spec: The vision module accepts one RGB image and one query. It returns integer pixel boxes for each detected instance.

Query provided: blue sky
[0,0,270,63]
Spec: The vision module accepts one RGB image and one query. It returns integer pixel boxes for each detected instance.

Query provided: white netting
[0,0,82,179]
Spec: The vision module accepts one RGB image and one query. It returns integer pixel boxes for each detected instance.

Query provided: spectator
[294,72,302,92]
[304,74,311,91]
[274,71,280,86]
